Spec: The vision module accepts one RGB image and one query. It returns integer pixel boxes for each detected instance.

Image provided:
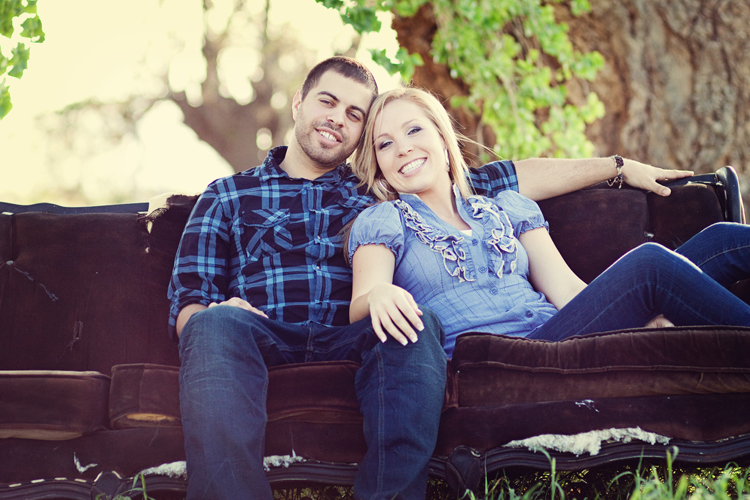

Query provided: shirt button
[479,266,487,273]
[490,288,498,295]
[525,311,533,318]
[316,235,322,241]
[472,239,479,246]
[316,264,321,270]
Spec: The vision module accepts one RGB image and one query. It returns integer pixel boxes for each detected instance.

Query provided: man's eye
[349,112,362,122]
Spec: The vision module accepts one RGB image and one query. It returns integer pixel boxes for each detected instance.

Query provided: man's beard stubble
[294,117,353,170]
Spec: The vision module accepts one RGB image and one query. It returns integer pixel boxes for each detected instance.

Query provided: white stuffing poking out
[263,450,305,471]
[73,453,98,474]
[504,427,671,456]
[139,461,187,479]
[135,453,306,479]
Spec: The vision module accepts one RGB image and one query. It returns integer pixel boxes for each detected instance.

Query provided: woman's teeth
[400,158,425,174]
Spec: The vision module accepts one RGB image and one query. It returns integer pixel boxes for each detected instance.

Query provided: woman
[348,87,750,356]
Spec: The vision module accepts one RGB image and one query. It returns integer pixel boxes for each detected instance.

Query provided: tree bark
[393,0,750,196]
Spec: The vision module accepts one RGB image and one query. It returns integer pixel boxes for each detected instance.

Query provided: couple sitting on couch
[168,56,750,500]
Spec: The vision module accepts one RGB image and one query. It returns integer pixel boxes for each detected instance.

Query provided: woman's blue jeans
[178,305,447,500]
[528,222,750,341]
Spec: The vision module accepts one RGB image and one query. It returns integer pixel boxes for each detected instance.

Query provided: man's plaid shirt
[168,146,518,338]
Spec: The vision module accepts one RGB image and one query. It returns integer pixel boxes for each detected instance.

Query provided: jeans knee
[416,305,446,348]
[179,306,266,359]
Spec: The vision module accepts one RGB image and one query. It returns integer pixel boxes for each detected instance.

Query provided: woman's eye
[407,126,422,135]
[378,140,392,150]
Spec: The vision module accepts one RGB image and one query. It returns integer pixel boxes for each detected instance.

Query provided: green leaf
[340,5,381,34]
[20,15,44,42]
[8,42,29,78]
[393,0,429,17]
[0,50,8,76]
[369,47,423,81]
[0,80,12,120]
[314,0,344,10]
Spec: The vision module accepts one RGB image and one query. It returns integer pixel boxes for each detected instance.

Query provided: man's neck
[279,143,337,180]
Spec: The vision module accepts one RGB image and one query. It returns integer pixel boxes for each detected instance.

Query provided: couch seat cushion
[110,364,181,429]
[453,327,750,407]
[0,370,110,440]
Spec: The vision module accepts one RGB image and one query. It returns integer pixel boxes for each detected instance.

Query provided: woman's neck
[413,187,471,232]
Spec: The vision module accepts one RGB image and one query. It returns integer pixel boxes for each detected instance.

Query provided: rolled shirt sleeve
[167,183,232,339]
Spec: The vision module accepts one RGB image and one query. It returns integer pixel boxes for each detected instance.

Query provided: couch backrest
[0,171,739,373]
[537,181,727,283]
[0,207,181,373]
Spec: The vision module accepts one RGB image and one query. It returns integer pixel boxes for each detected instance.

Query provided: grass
[272,448,750,500]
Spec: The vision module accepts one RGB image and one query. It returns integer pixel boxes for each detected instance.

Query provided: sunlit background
[0,0,400,206]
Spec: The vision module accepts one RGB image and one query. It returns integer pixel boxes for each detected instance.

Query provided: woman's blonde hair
[352,87,475,201]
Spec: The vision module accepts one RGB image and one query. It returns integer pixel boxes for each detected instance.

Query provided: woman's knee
[415,305,447,348]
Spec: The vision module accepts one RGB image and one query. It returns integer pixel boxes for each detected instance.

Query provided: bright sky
[0,0,399,205]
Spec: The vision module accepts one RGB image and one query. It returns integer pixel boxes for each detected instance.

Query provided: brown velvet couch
[2,167,750,499]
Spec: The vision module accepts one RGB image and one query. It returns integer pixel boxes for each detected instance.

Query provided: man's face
[291,71,373,170]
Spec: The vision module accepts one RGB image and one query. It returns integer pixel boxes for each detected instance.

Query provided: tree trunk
[393,0,750,197]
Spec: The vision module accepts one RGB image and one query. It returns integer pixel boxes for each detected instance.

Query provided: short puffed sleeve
[492,190,549,238]
[348,202,405,264]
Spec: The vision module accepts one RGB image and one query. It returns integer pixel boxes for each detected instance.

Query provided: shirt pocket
[337,197,371,227]
[239,208,293,261]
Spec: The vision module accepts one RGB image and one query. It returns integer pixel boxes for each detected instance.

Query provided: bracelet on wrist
[607,155,624,188]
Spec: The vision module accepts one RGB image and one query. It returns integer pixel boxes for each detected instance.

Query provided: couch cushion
[453,327,750,407]
[0,371,110,440]
[110,364,181,429]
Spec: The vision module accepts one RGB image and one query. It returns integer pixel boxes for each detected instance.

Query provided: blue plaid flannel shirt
[167,146,518,338]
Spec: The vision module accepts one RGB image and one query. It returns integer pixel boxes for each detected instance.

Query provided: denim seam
[692,243,750,268]
[376,346,385,495]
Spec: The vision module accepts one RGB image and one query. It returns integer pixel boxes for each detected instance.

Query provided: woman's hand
[367,283,423,345]
[350,243,424,345]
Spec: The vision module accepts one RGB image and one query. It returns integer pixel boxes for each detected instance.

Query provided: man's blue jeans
[178,305,447,500]
[528,222,750,341]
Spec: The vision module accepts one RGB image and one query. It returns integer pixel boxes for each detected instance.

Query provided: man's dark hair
[301,56,379,103]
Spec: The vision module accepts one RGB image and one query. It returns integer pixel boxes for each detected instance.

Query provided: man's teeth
[319,130,339,142]
[400,159,425,174]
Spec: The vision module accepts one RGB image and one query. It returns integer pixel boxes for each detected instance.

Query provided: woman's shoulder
[358,200,400,220]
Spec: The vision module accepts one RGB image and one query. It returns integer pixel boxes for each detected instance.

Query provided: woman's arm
[350,244,424,345]
[520,227,587,310]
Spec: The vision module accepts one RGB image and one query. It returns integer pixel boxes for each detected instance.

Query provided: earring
[445,149,450,171]
[379,178,396,194]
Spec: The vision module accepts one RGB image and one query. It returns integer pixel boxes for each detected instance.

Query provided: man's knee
[179,305,269,359]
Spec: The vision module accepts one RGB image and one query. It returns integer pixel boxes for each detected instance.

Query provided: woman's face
[372,99,451,200]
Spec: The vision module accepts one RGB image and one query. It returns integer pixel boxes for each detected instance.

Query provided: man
[169,56,691,500]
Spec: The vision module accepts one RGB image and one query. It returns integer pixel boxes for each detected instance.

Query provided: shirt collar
[257,146,352,184]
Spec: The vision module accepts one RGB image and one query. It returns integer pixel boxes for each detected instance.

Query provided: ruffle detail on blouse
[467,196,518,277]
[394,200,475,283]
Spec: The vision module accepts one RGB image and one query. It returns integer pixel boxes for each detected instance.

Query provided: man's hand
[622,159,693,196]
[208,297,269,318]
[367,283,424,346]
